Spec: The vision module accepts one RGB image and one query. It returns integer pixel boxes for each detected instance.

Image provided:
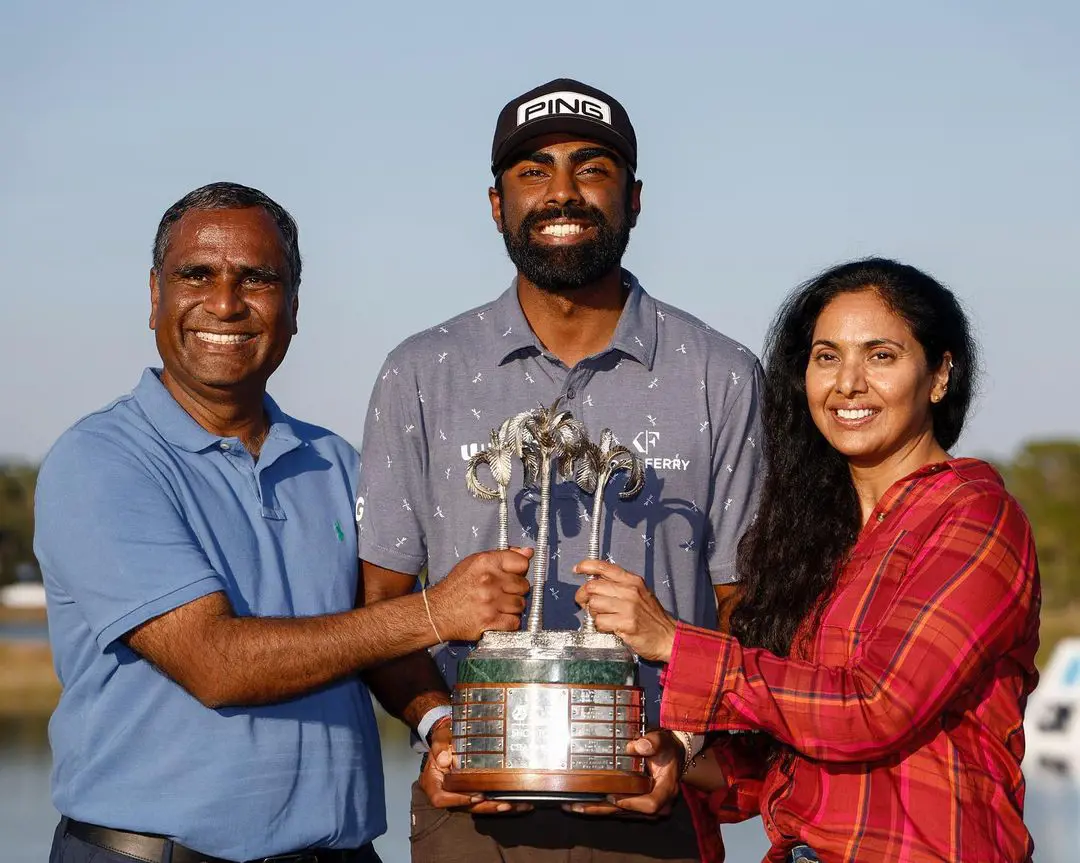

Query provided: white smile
[539,222,586,237]
[192,332,253,344]
[835,408,877,420]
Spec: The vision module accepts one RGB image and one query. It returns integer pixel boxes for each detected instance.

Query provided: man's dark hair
[152,182,302,292]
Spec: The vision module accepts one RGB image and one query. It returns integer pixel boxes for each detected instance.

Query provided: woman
[576,258,1040,863]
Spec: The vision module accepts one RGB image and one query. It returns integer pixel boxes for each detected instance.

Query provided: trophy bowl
[443,630,650,802]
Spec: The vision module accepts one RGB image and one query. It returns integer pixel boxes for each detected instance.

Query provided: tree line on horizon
[2,439,1079,615]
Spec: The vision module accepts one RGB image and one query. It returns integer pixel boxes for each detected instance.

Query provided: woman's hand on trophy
[420,721,534,814]
[573,561,677,663]
[429,548,533,642]
[563,730,682,818]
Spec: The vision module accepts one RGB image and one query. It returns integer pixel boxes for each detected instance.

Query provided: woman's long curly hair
[730,257,978,658]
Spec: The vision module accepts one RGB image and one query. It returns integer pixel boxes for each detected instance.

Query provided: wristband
[416,704,453,751]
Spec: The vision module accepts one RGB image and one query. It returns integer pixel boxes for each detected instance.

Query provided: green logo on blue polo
[333,520,345,542]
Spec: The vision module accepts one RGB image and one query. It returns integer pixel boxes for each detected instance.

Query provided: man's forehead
[174,206,276,232]
[167,207,283,256]
[504,134,622,165]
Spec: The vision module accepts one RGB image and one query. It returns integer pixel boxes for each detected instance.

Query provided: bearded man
[357,79,765,862]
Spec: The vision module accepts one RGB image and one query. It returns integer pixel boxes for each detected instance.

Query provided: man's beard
[502,203,631,292]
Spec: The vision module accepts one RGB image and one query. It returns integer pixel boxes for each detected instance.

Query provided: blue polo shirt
[35,369,385,860]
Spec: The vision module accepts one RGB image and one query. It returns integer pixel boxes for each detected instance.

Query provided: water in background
[2,713,1077,862]
[0,713,770,862]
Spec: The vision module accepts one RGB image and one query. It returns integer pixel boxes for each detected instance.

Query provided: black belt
[63,818,380,863]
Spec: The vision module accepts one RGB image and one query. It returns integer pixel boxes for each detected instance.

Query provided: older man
[35,182,531,863]
[358,79,764,862]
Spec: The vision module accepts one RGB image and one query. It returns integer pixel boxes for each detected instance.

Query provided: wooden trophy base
[444,769,652,802]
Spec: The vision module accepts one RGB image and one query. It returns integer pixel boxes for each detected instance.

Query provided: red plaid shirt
[662,459,1040,863]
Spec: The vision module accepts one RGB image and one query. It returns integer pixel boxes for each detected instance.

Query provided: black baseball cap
[490,78,637,175]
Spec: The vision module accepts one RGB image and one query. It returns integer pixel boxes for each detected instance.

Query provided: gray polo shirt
[357,271,762,720]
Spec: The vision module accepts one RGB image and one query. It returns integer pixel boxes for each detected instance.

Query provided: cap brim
[492,117,636,175]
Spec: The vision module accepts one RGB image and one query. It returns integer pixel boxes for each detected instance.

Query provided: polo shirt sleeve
[356,354,428,576]
[34,430,226,650]
[703,360,764,584]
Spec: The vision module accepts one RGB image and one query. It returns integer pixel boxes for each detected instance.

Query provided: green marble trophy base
[457,655,635,686]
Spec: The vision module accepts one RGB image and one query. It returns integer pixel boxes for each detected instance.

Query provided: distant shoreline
[0,640,58,718]
[0,603,55,717]
[1,604,1076,720]
[0,605,46,626]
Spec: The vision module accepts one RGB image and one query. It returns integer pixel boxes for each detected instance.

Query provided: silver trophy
[444,401,650,802]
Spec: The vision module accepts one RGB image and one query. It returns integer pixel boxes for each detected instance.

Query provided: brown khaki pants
[409,783,703,862]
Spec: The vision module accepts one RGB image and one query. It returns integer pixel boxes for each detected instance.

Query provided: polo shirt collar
[133,368,302,455]
[609,272,658,369]
[489,285,538,364]
[490,270,658,370]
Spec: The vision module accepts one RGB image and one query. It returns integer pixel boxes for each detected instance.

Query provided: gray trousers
[409,782,702,863]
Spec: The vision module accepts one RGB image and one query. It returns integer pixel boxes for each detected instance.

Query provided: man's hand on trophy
[420,721,534,814]
[573,561,677,663]
[563,730,682,818]
[429,548,533,642]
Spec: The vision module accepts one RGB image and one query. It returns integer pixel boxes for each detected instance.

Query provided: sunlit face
[149,207,298,402]
[805,290,950,467]
[489,135,641,291]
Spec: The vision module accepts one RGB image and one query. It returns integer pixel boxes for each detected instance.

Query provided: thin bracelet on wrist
[670,730,705,775]
[421,584,444,644]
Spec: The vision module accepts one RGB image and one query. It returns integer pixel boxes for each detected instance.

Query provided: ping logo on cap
[516,91,612,127]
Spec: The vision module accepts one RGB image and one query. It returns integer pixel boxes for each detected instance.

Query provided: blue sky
[1,1,1077,461]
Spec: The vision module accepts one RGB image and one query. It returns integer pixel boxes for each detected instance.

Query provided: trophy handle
[525,451,553,633]
[580,467,610,634]
[579,449,643,633]
[497,488,509,551]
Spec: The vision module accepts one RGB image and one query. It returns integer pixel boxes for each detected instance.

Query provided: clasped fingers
[573,559,643,586]
[573,562,676,663]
